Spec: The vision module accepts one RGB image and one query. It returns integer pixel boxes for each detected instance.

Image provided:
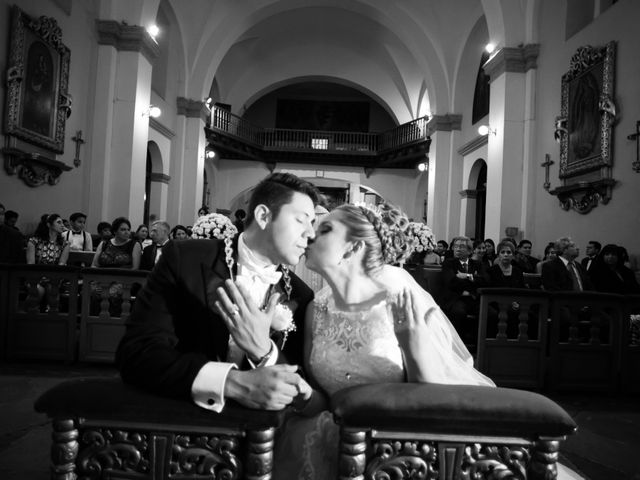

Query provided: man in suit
[0,203,25,263]
[542,236,592,292]
[140,220,171,271]
[440,236,489,344]
[117,173,320,412]
[581,240,601,275]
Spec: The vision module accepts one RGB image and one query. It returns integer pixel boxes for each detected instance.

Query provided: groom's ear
[253,204,272,230]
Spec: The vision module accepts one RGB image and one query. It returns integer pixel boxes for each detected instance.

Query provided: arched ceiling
[154,0,529,122]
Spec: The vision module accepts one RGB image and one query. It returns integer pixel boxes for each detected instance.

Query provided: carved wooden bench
[34,378,285,480]
[332,383,577,480]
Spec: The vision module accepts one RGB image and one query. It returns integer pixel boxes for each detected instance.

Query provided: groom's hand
[215,280,281,362]
[224,364,304,410]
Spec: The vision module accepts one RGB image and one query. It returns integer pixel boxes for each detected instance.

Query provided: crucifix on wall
[71,130,85,167]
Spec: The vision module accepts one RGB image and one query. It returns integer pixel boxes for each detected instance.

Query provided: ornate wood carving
[367,440,438,479]
[462,444,530,479]
[171,433,240,476]
[550,178,616,214]
[338,428,367,478]
[51,419,78,480]
[2,147,72,187]
[529,439,560,480]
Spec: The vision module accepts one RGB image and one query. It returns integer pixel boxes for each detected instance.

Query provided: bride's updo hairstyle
[335,202,411,273]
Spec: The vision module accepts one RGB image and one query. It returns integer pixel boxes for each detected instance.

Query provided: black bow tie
[71,231,82,236]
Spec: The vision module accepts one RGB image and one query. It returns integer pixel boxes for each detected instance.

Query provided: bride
[273,202,494,479]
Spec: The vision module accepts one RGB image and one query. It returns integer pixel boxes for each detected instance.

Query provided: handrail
[209,105,429,154]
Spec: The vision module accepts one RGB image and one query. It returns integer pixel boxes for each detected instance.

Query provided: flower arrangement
[192,213,238,240]
[405,221,436,254]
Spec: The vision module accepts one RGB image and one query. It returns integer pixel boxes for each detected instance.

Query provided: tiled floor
[0,362,638,479]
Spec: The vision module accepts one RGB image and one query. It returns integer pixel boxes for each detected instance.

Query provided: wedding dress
[273,266,495,479]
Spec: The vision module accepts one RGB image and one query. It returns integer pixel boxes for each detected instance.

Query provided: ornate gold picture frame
[4,5,71,153]
[550,42,617,214]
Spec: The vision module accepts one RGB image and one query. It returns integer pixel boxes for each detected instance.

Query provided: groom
[117,172,320,412]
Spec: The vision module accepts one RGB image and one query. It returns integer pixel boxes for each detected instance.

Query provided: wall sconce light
[205,150,216,159]
[485,42,497,54]
[147,24,160,40]
[417,161,428,172]
[205,97,213,108]
[478,125,496,136]
[143,105,161,118]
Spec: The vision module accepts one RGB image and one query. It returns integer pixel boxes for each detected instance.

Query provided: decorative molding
[150,172,170,184]
[2,147,72,187]
[549,178,616,214]
[428,114,462,134]
[484,44,540,81]
[96,20,159,63]
[177,97,209,122]
[149,118,175,139]
[459,189,478,199]
[458,135,488,156]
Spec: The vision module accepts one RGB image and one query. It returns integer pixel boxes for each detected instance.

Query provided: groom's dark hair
[245,173,320,227]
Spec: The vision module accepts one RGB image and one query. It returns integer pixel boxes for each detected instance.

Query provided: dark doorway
[474,163,487,240]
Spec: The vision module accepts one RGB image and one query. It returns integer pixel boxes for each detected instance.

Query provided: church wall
[533,0,640,261]
[0,0,101,236]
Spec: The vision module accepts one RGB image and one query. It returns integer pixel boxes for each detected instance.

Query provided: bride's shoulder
[376,265,415,293]
[312,285,333,307]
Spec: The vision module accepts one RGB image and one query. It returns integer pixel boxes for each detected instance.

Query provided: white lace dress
[273,286,404,479]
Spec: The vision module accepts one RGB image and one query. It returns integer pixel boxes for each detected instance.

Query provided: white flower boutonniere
[272,300,298,348]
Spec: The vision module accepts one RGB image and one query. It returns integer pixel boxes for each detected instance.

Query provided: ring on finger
[230,304,240,316]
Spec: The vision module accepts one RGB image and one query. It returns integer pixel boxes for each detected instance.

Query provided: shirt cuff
[247,340,279,368]
[191,361,236,412]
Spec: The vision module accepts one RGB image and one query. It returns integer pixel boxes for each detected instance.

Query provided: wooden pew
[35,378,284,480]
[78,268,148,363]
[476,288,550,390]
[5,264,80,363]
[621,294,640,394]
[333,383,577,480]
[548,291,625,392]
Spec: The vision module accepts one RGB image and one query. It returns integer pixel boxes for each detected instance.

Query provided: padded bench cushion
[35,378,285,430]
[331,383,576,438]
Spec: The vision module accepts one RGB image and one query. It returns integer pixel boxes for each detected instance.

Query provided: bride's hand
[391,288,437,356]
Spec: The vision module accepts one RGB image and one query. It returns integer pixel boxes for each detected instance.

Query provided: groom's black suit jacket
[116,237,313,400]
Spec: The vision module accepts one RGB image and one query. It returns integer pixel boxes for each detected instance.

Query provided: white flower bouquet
[405,221,436,254]
[192,213,238,240]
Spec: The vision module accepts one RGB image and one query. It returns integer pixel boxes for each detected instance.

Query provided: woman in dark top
[92,217,141,269]
[590,244,640,295]
[471,240,492,271]
[488,240,525,288]
[484,238,496,265]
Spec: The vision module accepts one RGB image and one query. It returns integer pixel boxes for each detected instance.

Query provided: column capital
[483,44,540,81]
[177,98,209,122]
[428,114,462,134]
[96,20,159,63]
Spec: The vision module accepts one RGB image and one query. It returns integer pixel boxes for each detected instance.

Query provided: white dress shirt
[191,233,281,412]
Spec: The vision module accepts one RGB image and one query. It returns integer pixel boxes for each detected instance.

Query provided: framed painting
[4,5,71,153]
[558,41,615,178]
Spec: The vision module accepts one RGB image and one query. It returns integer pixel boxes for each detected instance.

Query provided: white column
[427,114,462,241]
[483,45,539,242]
[88,21,159,226]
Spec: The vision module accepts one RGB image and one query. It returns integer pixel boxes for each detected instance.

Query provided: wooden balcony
[206,106,431,169]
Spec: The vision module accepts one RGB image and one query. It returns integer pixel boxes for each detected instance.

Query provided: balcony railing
[209,105,428,155]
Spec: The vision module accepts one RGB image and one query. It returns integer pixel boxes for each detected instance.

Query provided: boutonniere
[270,269,296,348]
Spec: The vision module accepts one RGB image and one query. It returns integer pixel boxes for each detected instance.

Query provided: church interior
[1,0,640,479]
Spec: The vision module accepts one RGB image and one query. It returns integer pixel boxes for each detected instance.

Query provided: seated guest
[581,240,601,275]
[26,214,69,266]
[541,236,592,291]
[536,243,557,274]
[62,212,93,252]
[441,236,489,344]
[484,238,496,265]
[0,203,25,263]
[488,241,525,288]
[590,244,640,294]
[170,224,190,240]
[93,221,112,249]
[3,209,20,232]
[513,239,539,273]
[435,239,449,262]
[233,208,246,234]
[140,221,171,271]
[92,217,141,269]
[471,240,491,271]
[134,224,152,249]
